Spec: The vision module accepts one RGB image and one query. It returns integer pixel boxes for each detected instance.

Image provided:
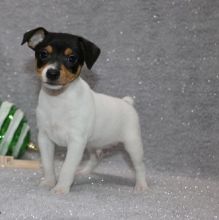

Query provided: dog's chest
[37,104,69,146]
[36,91,83,146]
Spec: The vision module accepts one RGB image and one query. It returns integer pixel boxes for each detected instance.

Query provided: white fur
[37,76,148,194]
[28,29,45,48]
[41,64,64,90]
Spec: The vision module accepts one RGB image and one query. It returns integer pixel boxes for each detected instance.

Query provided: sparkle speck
[182,122,186,126]
[69,210,73,216]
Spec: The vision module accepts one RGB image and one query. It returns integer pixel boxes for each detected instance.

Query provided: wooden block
[0,156,41,169]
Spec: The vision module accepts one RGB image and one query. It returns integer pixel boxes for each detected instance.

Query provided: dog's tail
[123,96,135,105]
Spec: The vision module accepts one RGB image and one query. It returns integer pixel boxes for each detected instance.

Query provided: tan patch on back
[59,65,81,85]
[64,48,73,56]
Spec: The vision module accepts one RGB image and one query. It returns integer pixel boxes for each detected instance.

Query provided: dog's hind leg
[123,124,148,192]
[76,149,99,175]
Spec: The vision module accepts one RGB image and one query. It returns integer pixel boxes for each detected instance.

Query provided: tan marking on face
[35,60,49,77]
[59,65,81,85]
[45,45,53,54]
[64,48,73,56]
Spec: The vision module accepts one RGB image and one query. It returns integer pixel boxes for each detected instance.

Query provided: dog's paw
[51,184,70,195]
[134,181,149,192]
[39,177,56,189]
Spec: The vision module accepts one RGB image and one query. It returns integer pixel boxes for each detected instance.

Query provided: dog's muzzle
[42,66,63,90]
[46,69,60,81]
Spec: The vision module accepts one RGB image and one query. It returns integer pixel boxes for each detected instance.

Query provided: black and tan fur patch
[64,48,73,56]
[45,45,53,54]
[35,60,48,76]
[59,65,81,85]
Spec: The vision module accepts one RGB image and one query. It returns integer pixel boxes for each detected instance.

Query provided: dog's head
[22,27,100,90]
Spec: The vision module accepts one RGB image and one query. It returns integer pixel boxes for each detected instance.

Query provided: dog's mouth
[45,81,60,85]
[43,81,64,90]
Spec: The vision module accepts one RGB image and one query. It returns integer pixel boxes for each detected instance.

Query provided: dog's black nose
[46,69,60,81]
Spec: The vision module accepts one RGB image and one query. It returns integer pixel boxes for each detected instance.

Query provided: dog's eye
[39,50,48,60]
[67,55,78,65]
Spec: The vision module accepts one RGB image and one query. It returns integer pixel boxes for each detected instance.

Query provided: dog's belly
[87,140,119,150]
[86,93,127,148]
[87,122,123,149]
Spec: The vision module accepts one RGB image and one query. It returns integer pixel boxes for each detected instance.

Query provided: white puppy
[22,27,148,194]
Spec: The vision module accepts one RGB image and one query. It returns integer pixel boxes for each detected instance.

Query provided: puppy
[22,27,148,194]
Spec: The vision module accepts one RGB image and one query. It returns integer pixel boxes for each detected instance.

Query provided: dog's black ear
[79,37,101,69]
[21,27,48,50]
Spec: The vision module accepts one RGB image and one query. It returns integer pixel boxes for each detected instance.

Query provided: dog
[21,27,148,194]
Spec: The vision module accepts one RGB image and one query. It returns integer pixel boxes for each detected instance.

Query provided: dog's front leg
[38,131,56,188]
[52,139,86,194]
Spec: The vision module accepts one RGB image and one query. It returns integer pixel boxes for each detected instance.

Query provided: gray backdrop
[0,0,218,219]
